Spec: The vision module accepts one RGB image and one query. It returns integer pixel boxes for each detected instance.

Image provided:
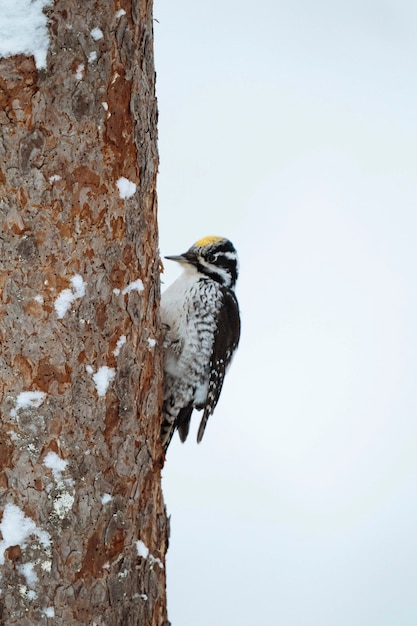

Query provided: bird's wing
[197,288,240,443]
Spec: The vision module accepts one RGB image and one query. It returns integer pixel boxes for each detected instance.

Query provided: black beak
[164,254,187,263]
[165,251,197,264]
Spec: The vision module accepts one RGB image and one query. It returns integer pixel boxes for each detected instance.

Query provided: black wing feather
[197,287,240,443]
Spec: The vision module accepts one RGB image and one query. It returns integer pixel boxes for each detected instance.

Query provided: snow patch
[20,585,37,600]
[75,63,85,80]
[115,9,126,18]
[43,451,68,482]
[113,335,126,356]
[54,274,86,318]
[122,279,144,295]
[17,562,38,587]
[34,294,44,304]
[48,174,61,184]
[117,176,137,199]
[102,101,109,111]
[136,540,149,559]
[11,391,46,418]
[71,274,86,296]
[136,540,164,568]
[55,289,74,317]
[101,493,112,505]
[0,503,51,566]
[147,337,156,348]
[149,554,164,569]
[93,366,116,397]
[90,27,103,41]
[88,50,97,63]
[43,607,55,617]
[0,0,51,69]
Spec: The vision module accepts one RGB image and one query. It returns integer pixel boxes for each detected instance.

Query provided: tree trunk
[0,1,168,624]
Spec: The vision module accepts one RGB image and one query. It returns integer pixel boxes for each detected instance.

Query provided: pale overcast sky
[155,1,417,624]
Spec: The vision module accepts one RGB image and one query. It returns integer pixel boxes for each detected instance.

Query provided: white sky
[155,1,417,624]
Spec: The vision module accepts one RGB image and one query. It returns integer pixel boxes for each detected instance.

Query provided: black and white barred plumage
[161,236,241,453]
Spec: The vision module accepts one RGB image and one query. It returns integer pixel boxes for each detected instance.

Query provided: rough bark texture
[0,1,169,624]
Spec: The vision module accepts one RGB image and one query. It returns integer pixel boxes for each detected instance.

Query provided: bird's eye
[207,253,217,264]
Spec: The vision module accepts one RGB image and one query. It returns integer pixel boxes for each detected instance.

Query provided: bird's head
[165,236,239,288]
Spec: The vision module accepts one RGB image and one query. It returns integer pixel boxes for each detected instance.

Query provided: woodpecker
[161,236,241,453]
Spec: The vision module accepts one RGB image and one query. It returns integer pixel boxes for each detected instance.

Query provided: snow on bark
[0,0,51,69]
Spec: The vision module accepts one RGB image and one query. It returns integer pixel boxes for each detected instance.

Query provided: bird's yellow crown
[194,235,225,248]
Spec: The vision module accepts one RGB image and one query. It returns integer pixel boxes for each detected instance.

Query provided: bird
[161,236,241,453]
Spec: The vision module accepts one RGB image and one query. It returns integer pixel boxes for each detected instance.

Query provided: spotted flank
[194,235,225,248]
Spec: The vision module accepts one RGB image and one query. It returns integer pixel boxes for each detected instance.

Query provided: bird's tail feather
[177,404,193,443]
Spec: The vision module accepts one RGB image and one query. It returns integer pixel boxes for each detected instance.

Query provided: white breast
[161,267,221,398]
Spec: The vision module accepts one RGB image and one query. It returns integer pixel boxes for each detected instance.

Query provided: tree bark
[0,1,168,624]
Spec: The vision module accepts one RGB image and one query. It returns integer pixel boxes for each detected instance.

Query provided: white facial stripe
[198,257,232,287]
